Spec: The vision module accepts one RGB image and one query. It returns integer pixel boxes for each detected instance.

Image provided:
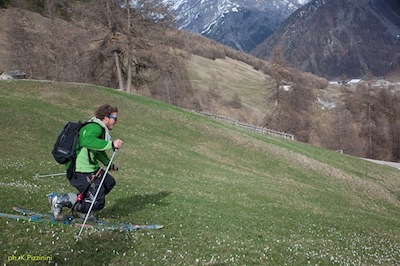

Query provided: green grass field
[1,80,400,265]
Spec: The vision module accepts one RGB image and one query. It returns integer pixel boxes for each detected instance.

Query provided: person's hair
[95,104,118,120]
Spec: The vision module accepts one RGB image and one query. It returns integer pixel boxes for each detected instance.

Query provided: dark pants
[70,169,116,212]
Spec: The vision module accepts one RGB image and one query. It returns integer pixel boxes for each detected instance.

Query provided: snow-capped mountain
[251,0,400,79]
[162,0,311,52]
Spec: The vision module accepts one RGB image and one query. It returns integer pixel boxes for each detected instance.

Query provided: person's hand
[113,139,124,149]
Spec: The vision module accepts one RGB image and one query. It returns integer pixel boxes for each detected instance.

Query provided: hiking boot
[47,192,63,221]
[47,192,75,221]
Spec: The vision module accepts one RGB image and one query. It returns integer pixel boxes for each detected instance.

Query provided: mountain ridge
[164,0,311,52]
[251,0,400,79]
[165,0,400,78]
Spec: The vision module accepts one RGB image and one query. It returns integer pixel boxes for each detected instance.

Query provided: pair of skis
[0,207,163,232]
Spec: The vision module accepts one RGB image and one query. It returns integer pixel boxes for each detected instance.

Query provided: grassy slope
[1,80,400,265]
[189,55,268,102]
[188,55,274,124]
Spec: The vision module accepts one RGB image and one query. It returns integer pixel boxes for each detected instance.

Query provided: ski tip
[145,224,164,230]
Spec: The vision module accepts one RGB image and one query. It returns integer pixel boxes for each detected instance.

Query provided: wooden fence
[194,111,295,140]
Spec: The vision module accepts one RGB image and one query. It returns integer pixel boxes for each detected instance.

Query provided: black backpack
[52,121,96,179]
[52,122,88,165]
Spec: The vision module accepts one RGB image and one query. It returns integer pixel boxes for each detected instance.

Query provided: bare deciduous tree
[268,47,286,132]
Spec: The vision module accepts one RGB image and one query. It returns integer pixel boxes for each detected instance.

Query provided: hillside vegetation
[2,2,400,161]
[1,80,400,265]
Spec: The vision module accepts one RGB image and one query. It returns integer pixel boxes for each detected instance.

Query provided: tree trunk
[126,0,132,92]
[106,0,124,91]
[114,51,124,91]
[367,72,373,158]
[45,0,56,18]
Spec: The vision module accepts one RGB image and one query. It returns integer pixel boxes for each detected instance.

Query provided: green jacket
[75,118,113,173]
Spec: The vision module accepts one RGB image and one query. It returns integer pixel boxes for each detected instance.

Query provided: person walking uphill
[48,104,124,221]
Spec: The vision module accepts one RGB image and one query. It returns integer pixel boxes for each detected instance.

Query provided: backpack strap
[78,122,106,165]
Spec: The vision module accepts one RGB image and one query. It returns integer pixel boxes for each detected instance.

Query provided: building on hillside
[348,79,362,85]
[0,70,26,80]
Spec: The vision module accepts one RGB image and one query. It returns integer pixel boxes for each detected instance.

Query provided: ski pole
[69,168,103,216]
[75,149,118,239]
[33,173,65,178]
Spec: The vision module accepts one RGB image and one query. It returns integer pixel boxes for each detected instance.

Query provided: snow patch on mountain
[163,0,310,32]
[160,0,311,51]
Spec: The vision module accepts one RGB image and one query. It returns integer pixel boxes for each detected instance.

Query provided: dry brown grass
[188,54,273,124]
[0,9,12,72]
